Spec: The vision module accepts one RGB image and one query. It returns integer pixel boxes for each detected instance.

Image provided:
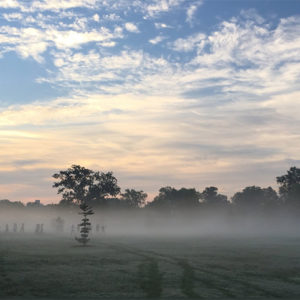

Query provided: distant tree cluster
[0,199,44,209]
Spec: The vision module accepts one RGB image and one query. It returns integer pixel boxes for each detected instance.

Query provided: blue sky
[0,0,299,203]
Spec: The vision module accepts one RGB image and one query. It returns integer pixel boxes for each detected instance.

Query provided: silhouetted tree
[121,189,148,208]
[261,186,281,210]
[53,165,119,244]
[199,187,228,205]
[0,199,24,209]
[52,165,120,206]
[76,202,94,246]
[232,186,279,211]
[147,187,200,210]
[276,166,300,207]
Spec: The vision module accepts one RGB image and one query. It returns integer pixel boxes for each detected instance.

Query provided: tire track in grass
[0,251,19,297]
[178,259,201,298]
[102,240,282,298]
[137,259,163,298]
[103,241,232,297]
[0,251,6,283]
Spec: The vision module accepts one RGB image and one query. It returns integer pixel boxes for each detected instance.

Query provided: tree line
[1,165,299,213]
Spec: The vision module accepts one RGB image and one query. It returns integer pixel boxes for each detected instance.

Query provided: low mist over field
[1,199,300,299]
[0,204,299,238]
[1,165,300,238]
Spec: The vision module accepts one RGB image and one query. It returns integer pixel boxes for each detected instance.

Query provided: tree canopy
[276,166,300,206]
[52,165,120,205]
[147,187,200,210]
[0,199,24,209]
[231,186,279,210]
[121,189,148,208]
[199,187,228,205]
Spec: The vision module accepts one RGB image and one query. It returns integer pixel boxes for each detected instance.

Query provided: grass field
[1,233,300,299]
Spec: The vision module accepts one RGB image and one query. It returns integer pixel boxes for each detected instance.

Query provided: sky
[0,0,300,204]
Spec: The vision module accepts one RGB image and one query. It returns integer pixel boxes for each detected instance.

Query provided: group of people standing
[0,223,43,234]
[1,221,106,235]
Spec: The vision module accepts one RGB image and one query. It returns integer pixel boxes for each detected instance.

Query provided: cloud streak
[0,88,299,202]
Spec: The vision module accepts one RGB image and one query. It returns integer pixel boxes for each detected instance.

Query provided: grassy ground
[1,234,300,299]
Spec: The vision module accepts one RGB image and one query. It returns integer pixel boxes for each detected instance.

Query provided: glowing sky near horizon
[0,0,300,203]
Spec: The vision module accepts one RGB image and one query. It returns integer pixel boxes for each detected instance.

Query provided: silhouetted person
[35,224,40,234]
[101,225,106,234]
[13,223,17,233]
[20,223,25,233]
[54,217,64,233]
[71,225,75,235]
[5,224,9,233]
[40,224,44,234]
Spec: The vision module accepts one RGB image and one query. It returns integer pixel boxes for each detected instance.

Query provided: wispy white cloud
[0,26,48,62]
[240,8,265,24]
[170,15,300,97]
[0,9,295,104]
[28,13,299,101]
[102,13,121,21]
[186,1,203,26]
[144,0,184,18]
[0,24,123,61]
[39,50,172,96]
[0,0,20,9]
[0,0,98,12]
[124,22,139,33]
[172,33,205,52]
[149,35,166,44]
[0,0,185,17]
[154,22,171,29]
[30,0,97,11]
[92,14,100,22]
[2,13,23,21]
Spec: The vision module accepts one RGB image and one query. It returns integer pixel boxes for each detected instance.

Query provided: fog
[0,206,299,239]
